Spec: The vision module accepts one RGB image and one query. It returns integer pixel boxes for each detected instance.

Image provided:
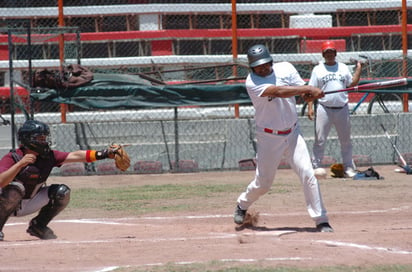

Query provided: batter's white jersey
[309,62,353,107]
[246,62,304,130]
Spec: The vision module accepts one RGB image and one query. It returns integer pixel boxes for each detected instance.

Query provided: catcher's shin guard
[0,183,25,235]
[30,184,71,228]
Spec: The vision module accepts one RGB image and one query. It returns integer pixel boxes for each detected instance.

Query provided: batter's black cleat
[27,220,57,240]
[0,231,4,241]
[234,205,247,225]
[316,222,334,233]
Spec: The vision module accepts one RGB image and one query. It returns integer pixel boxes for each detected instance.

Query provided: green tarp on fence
[30,74,412,109]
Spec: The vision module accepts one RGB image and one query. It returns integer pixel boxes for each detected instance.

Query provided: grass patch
[69,182,294,215]
[70,183,240,214]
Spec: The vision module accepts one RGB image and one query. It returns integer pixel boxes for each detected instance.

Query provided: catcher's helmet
[321,41,337,53]
[18,120,51,155]
[247,44,273,68]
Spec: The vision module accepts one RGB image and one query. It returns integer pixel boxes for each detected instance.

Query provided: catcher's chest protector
[11,151,56,199]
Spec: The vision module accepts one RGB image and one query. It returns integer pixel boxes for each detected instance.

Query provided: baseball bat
[325,78,407,95]
[380,124,412,174]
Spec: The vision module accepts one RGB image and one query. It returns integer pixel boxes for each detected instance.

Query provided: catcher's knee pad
[48,184,71,207]
[0,182,25,218]
[1,182,25,202]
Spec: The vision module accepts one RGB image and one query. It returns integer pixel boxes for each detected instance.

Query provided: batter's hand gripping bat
[325,78,407,95]
[380,124,412,174]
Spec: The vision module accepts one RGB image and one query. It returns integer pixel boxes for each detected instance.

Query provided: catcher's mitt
[110,144,131,172]
[330,163,345,178]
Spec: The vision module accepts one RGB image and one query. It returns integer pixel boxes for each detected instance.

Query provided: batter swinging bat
[325,78,407,95]
[380,124,412,174]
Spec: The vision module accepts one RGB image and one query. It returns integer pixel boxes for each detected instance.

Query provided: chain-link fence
[0,1,411,174]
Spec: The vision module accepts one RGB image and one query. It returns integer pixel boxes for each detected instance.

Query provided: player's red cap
[322,41,336,52]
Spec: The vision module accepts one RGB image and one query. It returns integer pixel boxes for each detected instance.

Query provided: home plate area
[2,206,412,272]
[1,214,305,272]
[1,166,412,271]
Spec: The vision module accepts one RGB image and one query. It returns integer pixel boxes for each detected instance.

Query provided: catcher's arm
[63,149,114,163]
[65,144,131,171]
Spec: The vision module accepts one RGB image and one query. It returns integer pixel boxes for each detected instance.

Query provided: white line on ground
[115,205,410,220]
[5,219,138,226]
[316,240,412,255]
[22,205,408,225]
[58,219,137,225]
[4,229,411,259]
[93,267,120,272]
[2,230,297,247]
[140,214,231,219]
[5,205,410,229]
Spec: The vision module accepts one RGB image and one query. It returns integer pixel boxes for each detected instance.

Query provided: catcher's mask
[247,44,273,68]
[18,120,51,155]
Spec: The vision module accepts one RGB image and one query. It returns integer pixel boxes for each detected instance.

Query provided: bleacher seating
[0,25,408,62]
[336,7,401,26]
[0,2,404,32]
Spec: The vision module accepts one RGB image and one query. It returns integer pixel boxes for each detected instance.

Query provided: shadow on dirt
[235,224,318,232]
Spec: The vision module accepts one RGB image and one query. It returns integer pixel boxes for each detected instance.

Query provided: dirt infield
[1,165,412,272]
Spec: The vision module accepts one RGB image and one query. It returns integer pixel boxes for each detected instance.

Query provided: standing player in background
[234,44,333,232]
[307,41,362,178]
[0,119,118,241]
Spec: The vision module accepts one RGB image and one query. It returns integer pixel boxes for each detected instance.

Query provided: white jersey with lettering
[308,62,355,170]
[309,62,353,107]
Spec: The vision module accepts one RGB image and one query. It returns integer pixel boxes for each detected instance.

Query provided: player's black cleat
[27,220,57,240]
[234,205,247,225]
[316,222,334,232]
[0,231,4,241]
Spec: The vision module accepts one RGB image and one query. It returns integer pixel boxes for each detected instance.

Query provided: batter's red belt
[262,123,296,135]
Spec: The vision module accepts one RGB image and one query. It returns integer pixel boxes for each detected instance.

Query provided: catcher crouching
[0,119,130,241]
